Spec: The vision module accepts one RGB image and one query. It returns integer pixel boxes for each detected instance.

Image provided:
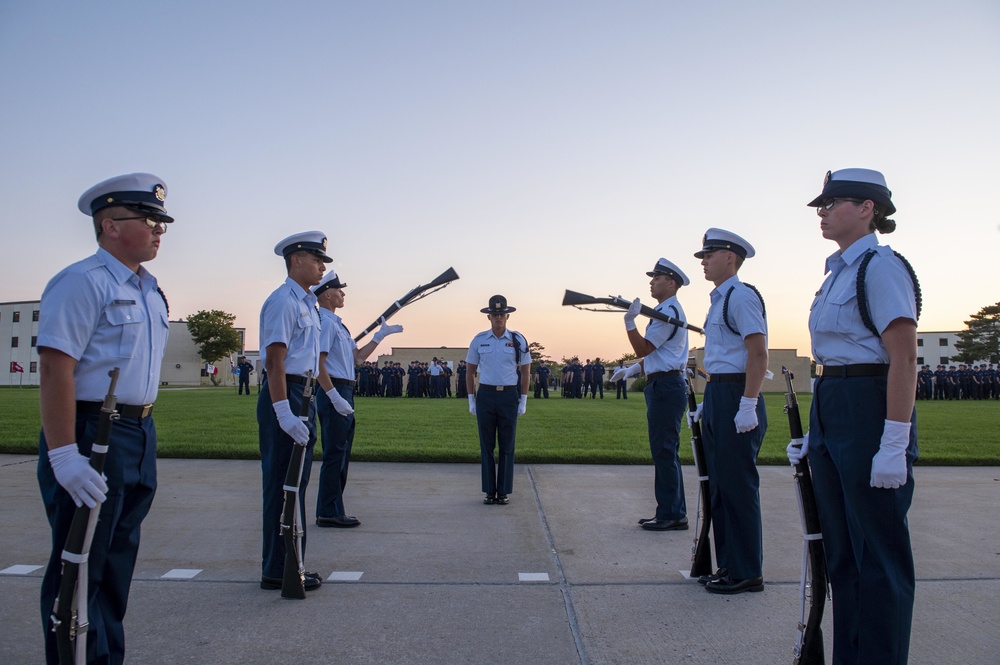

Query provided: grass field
[2,386,997,465]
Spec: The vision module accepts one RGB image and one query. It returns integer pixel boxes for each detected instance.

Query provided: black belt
[816,364,889,378]
[329,378,355,386]
[647,370,683,381]
[284,374,313,385]
[707,372,746,383]
[77,401,154,419]
[479,384,518,392]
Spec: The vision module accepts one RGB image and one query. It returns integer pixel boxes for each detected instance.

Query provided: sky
[1,1,997,364]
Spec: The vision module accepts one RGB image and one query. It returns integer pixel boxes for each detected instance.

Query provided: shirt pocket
[104,305,146,358]
[816,287,864,335]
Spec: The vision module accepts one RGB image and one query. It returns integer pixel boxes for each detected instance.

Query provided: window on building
[31,335,37,347]
[916,357,924,365]
[32,310,40,322]
[941,356,949,365]
[11,337,18,348]
[939,338,948,346]
[12,312,19,322]
[30,361,37,373]
[917,339,923,347]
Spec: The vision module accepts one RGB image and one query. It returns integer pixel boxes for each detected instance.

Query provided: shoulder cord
[856,250,922,338]
[722,283,766,336]
[157,287,169,315]
[666,304,680,341]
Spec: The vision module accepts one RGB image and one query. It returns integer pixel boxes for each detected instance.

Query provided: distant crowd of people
[353,357,465,398]
[917,363,999,400]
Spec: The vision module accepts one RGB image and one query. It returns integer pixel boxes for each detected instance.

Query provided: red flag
[10,361,24,373]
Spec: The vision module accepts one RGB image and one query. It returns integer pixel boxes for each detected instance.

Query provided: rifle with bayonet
[280,371,314,599]
[561,290,704,334]
[354,267,459,343]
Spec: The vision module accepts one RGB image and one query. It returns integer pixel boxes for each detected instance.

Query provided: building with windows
[916,330,987,367]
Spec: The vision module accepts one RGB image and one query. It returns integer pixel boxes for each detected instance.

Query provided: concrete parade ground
[1,455,997,664]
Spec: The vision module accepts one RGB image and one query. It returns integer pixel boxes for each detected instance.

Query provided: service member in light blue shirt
[37,172,173,665]
[465,295,531,505]
[311,270,402,528]
[257,231,330,592]
[621,258,692,532]
[788,168,920,664]
[691,228,769,595]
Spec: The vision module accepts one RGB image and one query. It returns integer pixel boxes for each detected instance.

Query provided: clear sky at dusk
[1,1,997,363]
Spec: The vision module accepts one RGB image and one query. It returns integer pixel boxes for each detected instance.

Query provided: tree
[954,302,1000,363]
[528,341,550,365]
[185,310,243,365]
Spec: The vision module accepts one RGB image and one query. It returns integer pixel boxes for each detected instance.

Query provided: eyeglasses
[819,198,865,211]
[110,215,168,232]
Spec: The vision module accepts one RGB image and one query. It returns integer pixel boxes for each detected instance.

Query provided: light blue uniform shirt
[465,328,530,386]
[37,247,169,404]
[642,296,689,374]
[259,277,321,377]
[809,234,917,365]
[703,275,767,374]
[318,308,356,380]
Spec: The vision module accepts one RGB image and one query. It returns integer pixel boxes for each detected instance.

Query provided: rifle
[783,367,828,665]
[52,368,120,665]
[684,360,713,578]
[280,371,314,599]
[561,290,704,334]
[354,267,459,342]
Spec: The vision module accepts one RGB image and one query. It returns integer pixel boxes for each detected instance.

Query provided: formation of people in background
[917,363,999,400]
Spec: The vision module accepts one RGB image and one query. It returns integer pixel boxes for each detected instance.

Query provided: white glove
[685,402,703,428]
[468,395,477,415]
[49,444,108,508]
[517,394,527,416]
[273,399,309,444]
[372,317,403,344]
[786,432,809,465]
[871,420,910,489]
[327,388,354,417]
[623,297,641,331]
[734,396,759,433]
[611,364,641,383]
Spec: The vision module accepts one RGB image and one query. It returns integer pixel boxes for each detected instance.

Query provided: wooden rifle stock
[354,267,459,342]
[784,368,828,665]
[684,365,714,578]
[561,290,704,334]
[280,372,314,599]
[52,368,120,665]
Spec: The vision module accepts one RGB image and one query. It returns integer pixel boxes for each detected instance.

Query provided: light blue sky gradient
[2,1,997,362]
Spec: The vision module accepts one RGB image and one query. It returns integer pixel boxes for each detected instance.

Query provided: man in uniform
[258,231,330,592]
[615,361,629,399]
[456,360,468,398]
[238,356,255,395]
[466,295,531,505]
[534,359,551,398]
[689,228,768,594]
[592,357,606,398]
[618,259,691,531]
[38,173,173,664]
[583,359,594,397]
[313,271,402,528]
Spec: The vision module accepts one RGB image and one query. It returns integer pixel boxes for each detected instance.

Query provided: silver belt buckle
[495,385,504,391]
[815,364,825,377]
[140,404,154,418]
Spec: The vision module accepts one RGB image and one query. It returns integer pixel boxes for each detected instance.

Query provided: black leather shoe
[640,517,689,531]
[637,517,657,525]
[484,494,496,504]
[260,571,323,591]
[496,494,509,505]
[316,515,361,528]
[705,575,764,595]
[697,568,727,586]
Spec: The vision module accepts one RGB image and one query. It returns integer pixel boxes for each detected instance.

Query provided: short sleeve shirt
[703,275,767,374]
[259,277,321,377]
[318,308,357,380]
[465,328,530,385]
[642,295,690,374]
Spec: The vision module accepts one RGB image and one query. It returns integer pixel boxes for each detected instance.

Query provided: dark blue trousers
[809,375,917,665]
[475,388,519,495]
[644,373,687,521]
[315,384,356,518]
[257,380,317,579]
[38,413,157,665]
[702,381,766,580]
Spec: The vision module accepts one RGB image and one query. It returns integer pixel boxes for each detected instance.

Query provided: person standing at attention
[690,228,768,595]
[788,168,920,664]
[465,295,531,506]
[37,173,173,664]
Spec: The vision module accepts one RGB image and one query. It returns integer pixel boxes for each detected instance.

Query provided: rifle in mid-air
[561,290,704,334]
[685,360,713,578]
[783,367,828,665]
[280,372,315,599]
[52,368,120,665]
[354,267,460,343]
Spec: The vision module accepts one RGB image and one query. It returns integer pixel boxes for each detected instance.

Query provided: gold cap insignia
[154,185,166,201]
